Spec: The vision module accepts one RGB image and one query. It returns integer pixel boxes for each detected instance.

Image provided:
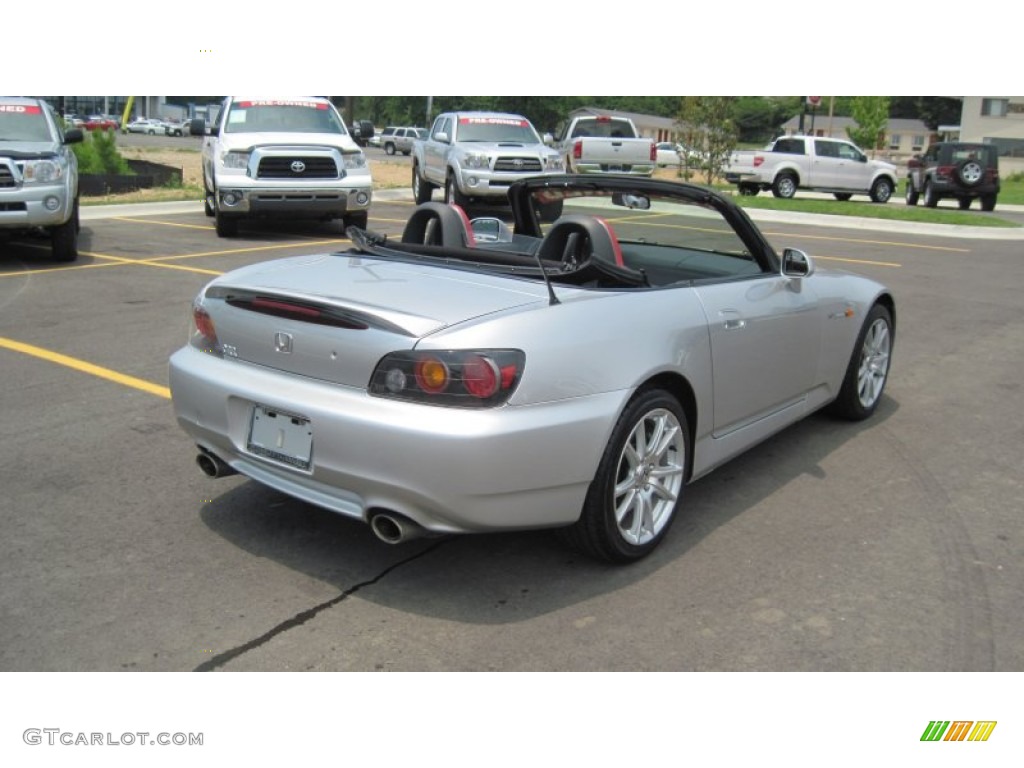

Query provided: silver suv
[0,97,83,261]
[382,127,426,156]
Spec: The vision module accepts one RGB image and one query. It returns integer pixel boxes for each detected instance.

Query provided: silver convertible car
[169,175,894,563]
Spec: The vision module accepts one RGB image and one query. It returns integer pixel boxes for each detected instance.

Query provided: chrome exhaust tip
[196,449,236,479]
[369,512,427,545]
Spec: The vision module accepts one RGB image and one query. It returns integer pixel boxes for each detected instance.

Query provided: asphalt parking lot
[1,196,1022,672]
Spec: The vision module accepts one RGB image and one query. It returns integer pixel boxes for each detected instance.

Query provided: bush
[72,131,133,175]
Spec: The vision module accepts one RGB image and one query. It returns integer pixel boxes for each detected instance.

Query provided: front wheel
[559,389,689,563]
[412,163,433,204]
[870,178,894,203]
[905,179,919,206]
[829,303,893,421]
[444,172,469,208]
[51,198,79,262]
[214,208,239,237]
[384,143,396,156]
[772,173,797,199]
[343,211,368,230]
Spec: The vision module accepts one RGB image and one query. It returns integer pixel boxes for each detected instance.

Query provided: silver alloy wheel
[612,408,686,546]
[857,317,891,409]
[775,175,796,198]
[960,161,983,184]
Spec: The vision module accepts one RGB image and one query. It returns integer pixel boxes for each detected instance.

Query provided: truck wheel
[51,198,79,262]
[869,177,893,203]
[905,179,919,206]
[981,194,997,212]
[384,143,396,156]
[738,183,759,196]
[343,211,368,231]
[445,172,468,208]
[215,209,239,237]
[203,176,215,217]
[412,163,433,204]
[833,193,853,201]
[923,180,939,208]
[771,173,797,199]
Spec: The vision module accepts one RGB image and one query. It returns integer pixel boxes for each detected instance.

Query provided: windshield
[454,116,540,144]
[224,100,346,135]
[0,104,55,142]
[570,118,638,139]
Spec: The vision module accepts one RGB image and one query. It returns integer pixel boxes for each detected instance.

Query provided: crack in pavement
[194,540,449,671]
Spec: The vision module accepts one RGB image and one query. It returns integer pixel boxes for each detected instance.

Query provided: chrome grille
[494,157,542,172]
[256,156,339,179]
[0,163,16,188]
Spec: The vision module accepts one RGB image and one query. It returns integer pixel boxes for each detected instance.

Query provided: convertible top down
[169,175,894,562]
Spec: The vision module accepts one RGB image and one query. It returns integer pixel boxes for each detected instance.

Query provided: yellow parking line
[813,255,902,268]
[0,337,171,399]
[113,217,214,231]
[759,229,970,253]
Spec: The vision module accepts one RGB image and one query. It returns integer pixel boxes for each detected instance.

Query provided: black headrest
[401,203,475,248]
[537,214,623,266]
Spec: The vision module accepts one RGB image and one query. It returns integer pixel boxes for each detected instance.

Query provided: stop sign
[806,96,822,107]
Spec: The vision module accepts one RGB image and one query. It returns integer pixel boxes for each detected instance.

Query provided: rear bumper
[169,346,623,534]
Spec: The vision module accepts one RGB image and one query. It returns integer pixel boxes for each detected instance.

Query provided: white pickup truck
[197,97,372,237]
[723,135,898,203]
[549,115,656,176]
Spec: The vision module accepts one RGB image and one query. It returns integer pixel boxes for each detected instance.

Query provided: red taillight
[650,141,657,162]
[573,140,582,160]
[462,355,500,399]
[193,305,217,341]
[596,116,611,123]
[753,156,764,168]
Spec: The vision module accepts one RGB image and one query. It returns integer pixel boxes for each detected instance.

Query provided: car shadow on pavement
[199,397,899,626]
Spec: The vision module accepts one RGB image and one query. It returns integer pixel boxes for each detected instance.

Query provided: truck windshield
[455,117,539,143]
[224,100,346,134]
[0,105,53,142]
[570,118,637,139]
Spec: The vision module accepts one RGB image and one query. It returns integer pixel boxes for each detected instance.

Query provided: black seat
[401,203,475,248]
[536,214,624,269]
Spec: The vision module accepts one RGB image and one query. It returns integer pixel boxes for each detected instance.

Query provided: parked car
[549,114,656,176]
[0,96,83,261]
[724,135,898,202]
[84,115,118,132]
[382,126,425,156]
[164,120,190,137]
[63,114,85,128]
[655,142,704,167]
[123,118,166,135]
[905,142,1000,211]
[169,174,895,563]
[374,126,397,149]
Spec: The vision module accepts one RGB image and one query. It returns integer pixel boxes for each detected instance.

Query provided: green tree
[677,97,738,185]
[846,96,891,156]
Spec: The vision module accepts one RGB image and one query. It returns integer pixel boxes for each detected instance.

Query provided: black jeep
[905,142,1000,211]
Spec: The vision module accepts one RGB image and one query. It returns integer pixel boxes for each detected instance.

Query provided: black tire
[923,180,939,208]
[444,172,469,208]
[215,208,239,237]
[537,199,564,223]
[384,143,395,156]
[981,194,997,212]
[869,177,894,203]
[833,192,853,202]
[738,183,759,197]
[771,173,797,199]
[829,303,893,421]
[958,197,972,210]
[51,198,79,262]
[203,176,215,217]
[343,211,368,230]
[412,163,433,204]
[956,159,984,187]
[905,179,919,206]
[402,150,411,156]
[558,388,689,563]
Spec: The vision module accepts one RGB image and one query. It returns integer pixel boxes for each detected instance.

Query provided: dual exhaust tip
[195,447,427,545]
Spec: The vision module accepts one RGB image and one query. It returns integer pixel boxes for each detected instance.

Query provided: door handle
[723,318,746,330]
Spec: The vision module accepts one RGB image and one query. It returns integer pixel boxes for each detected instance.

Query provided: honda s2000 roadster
[169,176,894,563]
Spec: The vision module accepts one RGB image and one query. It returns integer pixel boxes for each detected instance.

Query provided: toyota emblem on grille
[513,158,524,168]
[290,160,306,174]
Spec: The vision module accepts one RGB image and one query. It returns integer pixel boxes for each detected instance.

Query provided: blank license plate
[246,405,313,470]
[608,165,623,172]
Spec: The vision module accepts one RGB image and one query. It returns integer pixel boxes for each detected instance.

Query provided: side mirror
[63,128,84,144]
[542,132,554,146]
[781,248,814,278]
[434,131,449,143]
[189,118,207,136]
[470,217,513,243]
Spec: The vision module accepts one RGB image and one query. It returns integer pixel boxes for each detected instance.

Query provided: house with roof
[959,96,1024,174]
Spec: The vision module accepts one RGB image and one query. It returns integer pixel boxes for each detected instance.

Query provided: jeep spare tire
[957,160,984,187]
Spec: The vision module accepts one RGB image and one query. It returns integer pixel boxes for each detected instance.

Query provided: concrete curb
[80,189,1024,240]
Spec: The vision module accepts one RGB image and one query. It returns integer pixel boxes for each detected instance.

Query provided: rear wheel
[772,173,797,199]
[51,198,79,262]
[923,180,939,208]
[412,163,433,204]
[833,192,853,201]
[829,303,893,421]
[905,179,919,206]
[559,389,688,563]
[870,177,894,203]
